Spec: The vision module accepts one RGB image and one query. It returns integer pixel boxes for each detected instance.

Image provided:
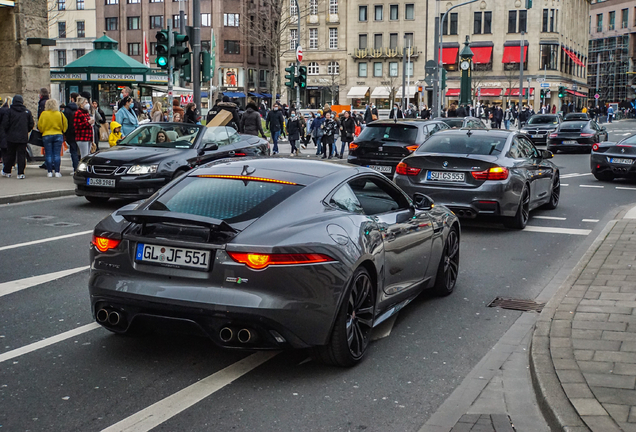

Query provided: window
[389,33,398,49]
[128,43,140,56]
[542,9,548,32]
[550,9,556,32]
[308,61,319,75]
[375,5,383,21]
[150,42,157,55]
[149,0,162,2]
[76,0,84,9]
[329,0,338,15]
[310,0,318,15]
[596,13,603,32]
[484,11,491,33]
[329,28,338,49]
[290,0,297,17]
[441,13,458,35]
[202,13,211,27]
[359,5,367,21]
[224,13,239,26]
[173,14,187,28]
[609,11,615,30]
[128,0,140,3]
[390,4,398,20]
[405,3,414,20]
[540,44,558,70]
[405,32,413,48]
[106,17,118,30]
[330,185,364,214]
[622,9,628,28]
[389,62,398,77]
[224,40,240,54]
[373,62,382,77]
[58,22,66,38]
[346,177,409,215]
[75,49,85,59]
[127,16,140,30]
[519,10,527,32]
[57,0,65,10]
[359,34,367,49]
[508,10,517,33]
[474,12,482,34]
[406,61,413,76]
[328,61,339,75]
[150,16,163,29]
[105,0,117,4]
[77,21,85,38]
[290,28,298,50]
[56,49,66,67]
[358,62,367,77]
[374,33,382,49]
[309,28,318,49]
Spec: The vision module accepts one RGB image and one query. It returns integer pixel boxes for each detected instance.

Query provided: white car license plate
[135,243,211,270]
[563,140,578,144]
[87,178,115,187]
[531,134,541,138]
[610,158,633,165]
[368,165,392,173]
[427,171,465,182]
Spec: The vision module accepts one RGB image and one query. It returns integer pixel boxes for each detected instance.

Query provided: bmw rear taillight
[227,252,334,270]
[581,133,594,138]
[592,144,599,151]
[549,133,558,138]
[471,166,509,181]
[396,162,421,176]
[91,235,121,252]
[406,145,419,153]
[349,143,359,150]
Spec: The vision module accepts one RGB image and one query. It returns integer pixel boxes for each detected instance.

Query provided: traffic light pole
[294,0,300,110]
[168,19,174,121]
[192,0,201,109]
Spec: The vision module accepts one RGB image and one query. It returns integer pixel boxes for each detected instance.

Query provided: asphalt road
[2,120,636,432]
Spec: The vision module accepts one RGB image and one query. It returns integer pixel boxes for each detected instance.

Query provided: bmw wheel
[432,226,460,296]
[504,185,530,229]
[542,172,560,210]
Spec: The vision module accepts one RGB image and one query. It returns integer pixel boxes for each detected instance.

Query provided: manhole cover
[487,297,545,312]
[22,215,55,220]
[44,222,81,227]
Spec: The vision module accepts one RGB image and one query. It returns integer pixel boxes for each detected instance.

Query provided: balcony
[306,14,319,24]
[352,46,419,60]
[326,14,339,23]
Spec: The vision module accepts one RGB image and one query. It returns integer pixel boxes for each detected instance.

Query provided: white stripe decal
[0,230,92,252]
[580,185,604,188]
[0,322,100,363]
[0,266,89,298]
[532,216,566,221]
[101,351,279,432]
[524,226,591,236]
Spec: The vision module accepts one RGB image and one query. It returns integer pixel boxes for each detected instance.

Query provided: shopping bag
[28,130,43,146]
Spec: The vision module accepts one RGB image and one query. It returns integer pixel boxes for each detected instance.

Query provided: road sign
[595,94,600,99]
[540,82,550,88]
[296,45,303,62]
[536,78,545,83]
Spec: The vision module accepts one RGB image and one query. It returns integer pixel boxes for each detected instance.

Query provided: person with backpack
[1,95,34,179]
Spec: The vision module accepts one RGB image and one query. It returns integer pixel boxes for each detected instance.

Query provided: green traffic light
[156,57,168,67]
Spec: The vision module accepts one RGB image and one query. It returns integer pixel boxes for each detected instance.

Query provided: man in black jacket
[239,102,266,138]
[266,103,285,154]
[216,96,241,131]
[63,92,80,172]
[1,95,34,179]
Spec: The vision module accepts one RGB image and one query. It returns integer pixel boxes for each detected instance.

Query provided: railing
[352,46,418,59]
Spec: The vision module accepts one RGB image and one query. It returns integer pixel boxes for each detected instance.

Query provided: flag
[210,28,216,79]
[143,31,150,67]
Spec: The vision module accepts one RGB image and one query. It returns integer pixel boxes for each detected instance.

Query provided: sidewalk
[0,157,75,205]
[531,208,636,432]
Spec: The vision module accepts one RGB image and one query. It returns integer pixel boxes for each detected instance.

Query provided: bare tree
[382,75,401,107]
[502,68,520,108]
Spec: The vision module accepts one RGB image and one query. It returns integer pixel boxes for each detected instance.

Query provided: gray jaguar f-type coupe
[89,159,460,366]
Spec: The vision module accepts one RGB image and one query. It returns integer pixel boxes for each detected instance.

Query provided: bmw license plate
[531,134,541,138]
[610,158,633,165]
[87,178,115,187]
[427,171,465,182]
[563,140,578,144]
[368,165,392,173]
[135,243,211,270]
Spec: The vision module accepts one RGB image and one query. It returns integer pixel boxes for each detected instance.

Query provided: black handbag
[28,129,43,147]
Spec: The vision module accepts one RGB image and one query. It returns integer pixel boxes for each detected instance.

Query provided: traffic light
[180,52,192,82]
[296,66,307,89]
[540,89,545,99]
[155,30,170,70]
[171,31,190,70]
[558,86,565,98]
[200,50,211,82]
[441,68,447,90]
[284,65,296,88]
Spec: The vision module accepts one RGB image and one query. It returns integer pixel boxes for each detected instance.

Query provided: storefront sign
[51,73,86,82]
[90,73,144,82]
[145,74,169,83]
[222,68,239,86]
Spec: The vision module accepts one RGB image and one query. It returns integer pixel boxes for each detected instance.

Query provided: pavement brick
[570,398,608,416]
[578,361,614,374]
[553,346,576,359]
[583,291,602,300]
[577,305,633,314]
[571,329,603,339]
[609,314,636,324]
[575,350,595,361]
[557,369,587,383]
[572,339,622,351]
[615,363,636,376]
[581,415,623,432]
[593,351,636,364]
[604,331,636,341]
[555,311,576,320]
[630,406,636,423]
[573,321,627,331]
[621,342,636,352]
[457,414,480,424]
[580,299,619,306]
[551,326,573,337]
[562,383,596,399]
[600,293,636,301]
[551,337,573,348]
[588,285,620,293]
[573,312,610,321]
[554,358,581,370]
[603,404,630,423]
[583,372,636,389]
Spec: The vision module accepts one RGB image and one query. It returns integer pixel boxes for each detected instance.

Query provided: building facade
[588,0,636,105]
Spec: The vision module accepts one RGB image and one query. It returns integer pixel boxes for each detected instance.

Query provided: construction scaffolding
[587,35,633,103]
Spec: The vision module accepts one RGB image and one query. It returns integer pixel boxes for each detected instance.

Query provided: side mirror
[601,126,607,132]
[541,150,554,159]
[198,143,219,156]
[413,192,434,210]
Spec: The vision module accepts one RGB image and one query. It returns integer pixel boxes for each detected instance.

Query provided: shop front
[370,87,391,109]
[346,86,369,109]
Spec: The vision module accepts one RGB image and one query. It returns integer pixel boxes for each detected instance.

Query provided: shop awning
[566,89,588,98]
[441,47,459,65]
[563,48,585,67]
[502,46,528,63]
[477,88,502,97]
[504,88,534,96]
[445,88,460,97]
[248,92,264,98]
[260,93,272,98]
[223,92,246,98]
[472,47,493,64]
[395,86,418,98]
[346,86,370,98]
[370,87,391,98]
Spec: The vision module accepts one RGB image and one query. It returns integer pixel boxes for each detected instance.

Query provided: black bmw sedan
[546,120,608,153]
[520,114,561,145]
[74,123,269,203]
[394,129,560,229]
[591,134,636,181]
[347,119,450,177]
[89,159,459,366]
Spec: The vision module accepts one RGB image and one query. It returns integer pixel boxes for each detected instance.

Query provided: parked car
[520,114,561,145]
[88,158,460,366]
[347,119,450,177]
[393,129,560,229]
[435,116,487,129]
[547,120,608,153]
[591,134,636,181]
[74,123,269,203]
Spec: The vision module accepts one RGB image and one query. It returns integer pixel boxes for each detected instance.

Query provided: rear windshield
[560,121,588,130]
[356,124,418,143]
[148,177,303,226]
[527,115,558,125]
[416,134,506,155]
[565,114,588,120]
[622,135,636,144]
[442,119,464,128]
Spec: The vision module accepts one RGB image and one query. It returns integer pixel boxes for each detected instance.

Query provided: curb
[0,189,76,205]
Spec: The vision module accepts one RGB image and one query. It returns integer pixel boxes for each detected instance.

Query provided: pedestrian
[239,102,266,138]
[456,104,467,117]
[115,96,139,136]
[265,103,285,154]
[206,98,222,124]
[0,97,10,172]
[109,121,122,147]
[406,104,418,118]
[37,87,49,119]
[217,96,241,131]
[493,105,503,129]
[38,98,68,178]
[447,104,458,117]
[172,98,185,121]
[339,110,355,160]
[1,95,34,179]
[607,105,614,123]
[62,93,79,172]
[74,97,95,159]
[504,106,512,130]
[311,110,325,155]
[286,110,301,156]
[519,105,530,128]
[420,105,430,120]
[184,102,200,124]
[91,100,105,150]
[321,111,337,159]
[301,112,314,149]
[389,103,404,119]
[151,102,164,122]
[118,87,143,117]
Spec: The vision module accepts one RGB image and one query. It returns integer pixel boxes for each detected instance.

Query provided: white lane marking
[0,266,89,298]
[582,219,600,223]
[561,173,593,179]
[580,184,604,188]
[101,351,279,432]
[524,226,591,236]
[371,314,398,341]
[624,133,632,136]
[0,322,100,363]
[562,184,569,187]
[616,187,636,191]
[532,216,567,221]
[0,230,92,252]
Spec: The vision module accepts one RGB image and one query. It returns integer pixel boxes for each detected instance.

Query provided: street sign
[296,45,303,62]
[540,82,550,88]
[536,78,545,83]
[595,94,600,99]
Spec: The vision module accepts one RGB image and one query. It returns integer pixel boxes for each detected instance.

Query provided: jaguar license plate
[610,158,633,165]
[135,243,211,270]
[368,165,392,173]
[563,140,578,145]
[87,178,115,187]
[427,171,465,182]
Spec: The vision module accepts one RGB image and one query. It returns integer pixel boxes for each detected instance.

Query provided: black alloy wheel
[316,267,375,367]
[504,185,530,229]
[542,172,560,210]
[433,226,460,296]
[172,168,189,179]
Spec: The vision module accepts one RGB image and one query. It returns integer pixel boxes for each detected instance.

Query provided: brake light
[349,143,359,150]
[549,133,558,138]
[91,235,121,252]
[196,175,298,185]
[396,162,421,176]
[592,144,599,151]
[581,133,594,138]
[406,145,419,153]
[471,166,509,181]
[227,252,334,270]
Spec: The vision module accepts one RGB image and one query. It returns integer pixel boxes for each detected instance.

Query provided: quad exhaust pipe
[96,308,122,326]
[219,327,256,344]
[219,327,234,343]
[237,329,252,344]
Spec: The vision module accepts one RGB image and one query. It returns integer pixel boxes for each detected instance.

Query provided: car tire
[172,168,188,179]
[542,172,560,210]
[593,171,615,182]
[315,267,375,367]
[432,225,460,297]
[503,185,530,230]
[85,196,110,204]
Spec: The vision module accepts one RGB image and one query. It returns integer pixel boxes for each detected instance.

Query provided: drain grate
[44,222,80,228]
[488,297,545,313]
[22,215,55,221]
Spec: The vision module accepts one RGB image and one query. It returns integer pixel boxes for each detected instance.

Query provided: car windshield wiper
[119,210,238,233]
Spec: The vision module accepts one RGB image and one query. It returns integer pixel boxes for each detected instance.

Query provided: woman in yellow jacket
[38,99,68,178]
[109,121,122,147]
